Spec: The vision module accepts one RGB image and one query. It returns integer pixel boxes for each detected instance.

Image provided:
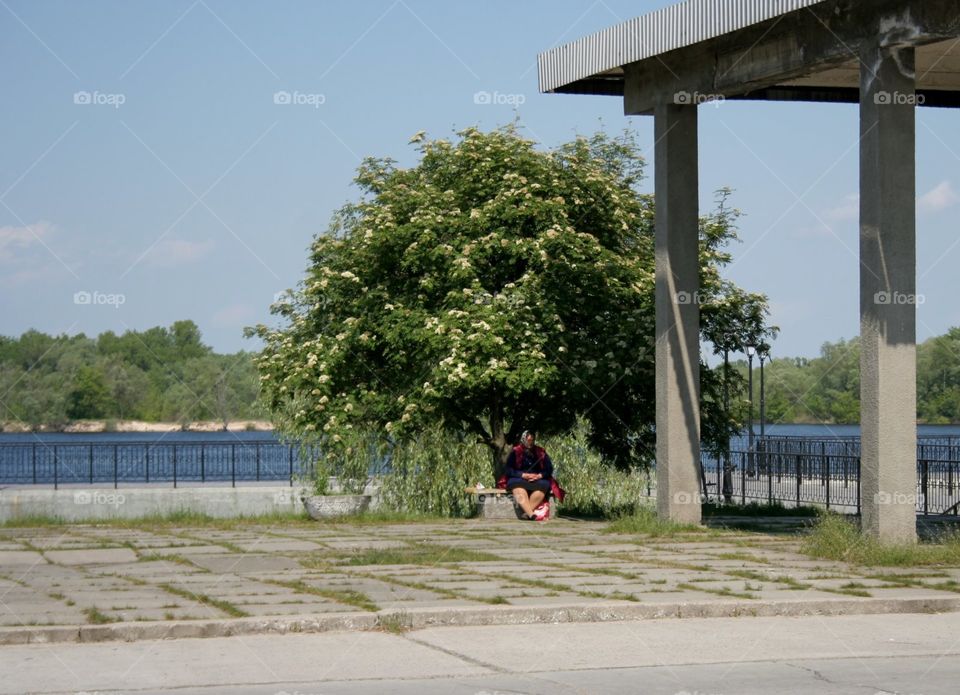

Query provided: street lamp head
[745,344,756,358]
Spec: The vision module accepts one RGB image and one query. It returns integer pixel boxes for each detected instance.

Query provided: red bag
[550,478,566,502]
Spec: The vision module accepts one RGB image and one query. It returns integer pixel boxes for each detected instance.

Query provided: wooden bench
[464,486,522,519]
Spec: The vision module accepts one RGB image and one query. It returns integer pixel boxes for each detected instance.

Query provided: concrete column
[654,102,701,525]
[859,42,917,543]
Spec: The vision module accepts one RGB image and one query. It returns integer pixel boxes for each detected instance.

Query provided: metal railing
[0,440,318,488]
[702,436,960,515]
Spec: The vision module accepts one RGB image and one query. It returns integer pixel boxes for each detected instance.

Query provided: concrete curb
[4,596,960,645]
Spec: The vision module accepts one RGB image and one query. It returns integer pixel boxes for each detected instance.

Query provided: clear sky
[2,0,958,361]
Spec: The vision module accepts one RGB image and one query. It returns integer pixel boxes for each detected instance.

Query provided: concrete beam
[654,102,702,525]
[859,41,918,543]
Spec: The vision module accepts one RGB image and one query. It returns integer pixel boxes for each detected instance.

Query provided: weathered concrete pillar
[654,102,701,525]
[859,41,917,543]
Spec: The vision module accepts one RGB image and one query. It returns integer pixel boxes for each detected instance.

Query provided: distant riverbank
[0,419,274,434]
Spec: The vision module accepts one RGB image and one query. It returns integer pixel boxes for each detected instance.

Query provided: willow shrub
[376,423,652,518]
[541,425,652,517]
[378,431,490,518]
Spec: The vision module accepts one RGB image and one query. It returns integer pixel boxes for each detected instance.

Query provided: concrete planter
[302,494,372,520]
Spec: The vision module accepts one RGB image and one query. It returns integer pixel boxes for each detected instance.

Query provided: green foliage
[307,429,381,495]
[749,338,862,425]
[344,420,653,519]
[249,125,774,472]
[540,420,652,516]
[802,512,960,566]
[67,366,110,419]
[604,505,703,536]
[378,427,489,517]
[0,321,266,429]
[752,330,960,425]
[918,327,960,424]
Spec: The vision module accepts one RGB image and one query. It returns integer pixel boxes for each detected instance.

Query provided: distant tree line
[742,328,960,425]
[0,321,265,430]
[3,321,959,430]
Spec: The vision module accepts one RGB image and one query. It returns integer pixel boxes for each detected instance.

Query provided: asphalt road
[8,612,960,694]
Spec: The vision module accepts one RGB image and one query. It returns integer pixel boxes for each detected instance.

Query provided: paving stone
[503,595,630,606]
[320,539,410,551]
[187,554,302,573]
[44,548,139,565]
[0,550,47,566]
[228,603,348,617]
[0,541,29,551]
[162,544,241,555]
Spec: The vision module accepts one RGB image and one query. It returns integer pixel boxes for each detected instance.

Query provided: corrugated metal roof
[538,0,827,93]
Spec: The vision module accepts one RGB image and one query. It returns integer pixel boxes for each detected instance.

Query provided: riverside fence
[701,435,960,515]
[0,440,316,488]
[4,435,960,516]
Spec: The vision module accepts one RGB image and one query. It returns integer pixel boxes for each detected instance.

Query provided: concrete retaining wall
[0,485,310,522]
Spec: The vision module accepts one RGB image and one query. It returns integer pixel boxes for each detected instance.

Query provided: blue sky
[2,0,958,361]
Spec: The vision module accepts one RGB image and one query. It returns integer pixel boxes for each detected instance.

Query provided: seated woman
[504,430,553,520]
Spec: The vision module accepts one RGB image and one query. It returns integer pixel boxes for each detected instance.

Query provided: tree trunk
[488,391,513,479]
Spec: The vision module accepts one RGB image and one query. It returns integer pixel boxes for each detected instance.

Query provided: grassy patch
[155,583,249,618]
[335,567,509,606]
[725,569,811,590]
[376,612,412,634]
[802,513,960,567]
[317,511,449,525]
[332,544,503,566]
[703,502,819,517]
[604,507,704,537]
[821,583,873,598]
[1,514,68,528]
[540,561,643,581]
[923,580,960,594]
[83,606,118,624]
[137,553,202,568]
[262,578,379,612]
[0,510,311,529]
[676,582,757,600]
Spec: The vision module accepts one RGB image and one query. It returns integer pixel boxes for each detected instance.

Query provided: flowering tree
[247,126,774,475]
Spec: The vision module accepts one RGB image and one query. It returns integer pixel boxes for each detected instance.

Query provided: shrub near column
[301,432,376,519]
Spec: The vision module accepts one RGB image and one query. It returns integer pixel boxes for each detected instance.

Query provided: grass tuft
[802,513,960,567]
[156,583,249,618]
[83,606,119,624]
[262,578,379,612]
[376,612,412,634]
[603,506,703,537]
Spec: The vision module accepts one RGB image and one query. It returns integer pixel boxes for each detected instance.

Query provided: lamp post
[722,346,733,502]
[758,344,770,475]
[746,344,756,477]
[758,344,769,438]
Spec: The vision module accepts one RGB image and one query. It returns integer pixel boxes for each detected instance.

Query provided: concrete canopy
[538,0,960,111]
[537,0,960,541]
